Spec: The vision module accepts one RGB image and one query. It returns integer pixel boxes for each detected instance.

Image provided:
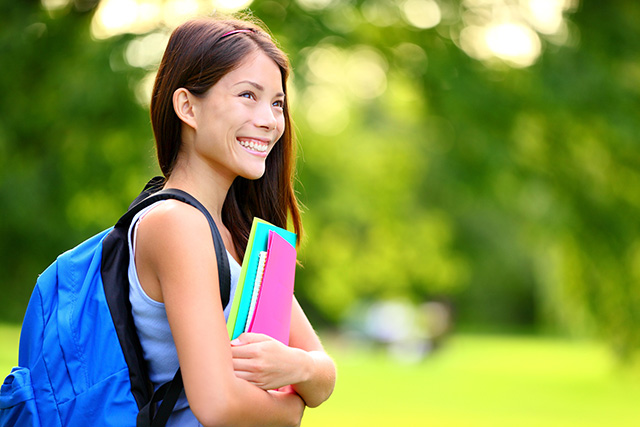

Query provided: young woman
[128,16,336,426]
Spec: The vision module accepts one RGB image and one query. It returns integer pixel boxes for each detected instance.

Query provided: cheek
[276,116,286,138]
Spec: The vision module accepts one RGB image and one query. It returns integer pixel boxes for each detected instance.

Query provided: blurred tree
[0,0,156,321]
[2,0,640,363]
[254,0,640,361]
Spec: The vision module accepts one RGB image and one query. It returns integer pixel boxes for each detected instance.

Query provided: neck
[163,162,234,224]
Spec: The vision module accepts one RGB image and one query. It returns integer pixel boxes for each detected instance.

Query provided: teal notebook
[227,218,296,340]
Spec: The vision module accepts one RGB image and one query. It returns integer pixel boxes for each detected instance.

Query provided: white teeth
[238,139,268,152]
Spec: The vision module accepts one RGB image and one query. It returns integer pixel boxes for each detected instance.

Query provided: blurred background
[1,0,640,425]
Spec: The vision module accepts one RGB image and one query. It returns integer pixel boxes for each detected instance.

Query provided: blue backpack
[0,179,231,427]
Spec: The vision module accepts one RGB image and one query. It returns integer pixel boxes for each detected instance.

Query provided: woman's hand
[230,333,309,391]
[231,298,336,408]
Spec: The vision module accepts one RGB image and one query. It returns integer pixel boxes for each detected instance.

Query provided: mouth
[237,137,269,155]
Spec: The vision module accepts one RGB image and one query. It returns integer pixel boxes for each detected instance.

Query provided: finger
[230,343,260,359]
[231,358,257,373]
[233,370,262,386]
[233,332,271,345]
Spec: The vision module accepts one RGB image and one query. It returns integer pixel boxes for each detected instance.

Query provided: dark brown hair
[150,16,302,258]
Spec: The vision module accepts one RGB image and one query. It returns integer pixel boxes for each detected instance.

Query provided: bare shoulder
[139,199,208,232]
[135,200,212,264]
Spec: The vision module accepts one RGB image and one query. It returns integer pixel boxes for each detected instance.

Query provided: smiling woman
[173,50,286,180]
[2,11,335,427]
[125,15,336,426]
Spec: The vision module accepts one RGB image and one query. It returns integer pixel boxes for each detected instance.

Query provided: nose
[255,102,278,131]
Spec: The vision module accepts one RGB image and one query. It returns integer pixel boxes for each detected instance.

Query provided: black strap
[137,369,183,427]
[119,188,231,310]
[156,188,231,308]
[133,188,231,426]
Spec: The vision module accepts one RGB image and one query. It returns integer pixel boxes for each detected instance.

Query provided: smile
[237,138,269,154]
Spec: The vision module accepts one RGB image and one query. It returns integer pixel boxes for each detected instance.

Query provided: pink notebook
[246,231,297,345]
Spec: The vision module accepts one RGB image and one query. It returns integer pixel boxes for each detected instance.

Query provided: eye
[239,91,256,100]
[273,99,285,109]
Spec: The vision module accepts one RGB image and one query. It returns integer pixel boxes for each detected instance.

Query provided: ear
[173,88,197,129]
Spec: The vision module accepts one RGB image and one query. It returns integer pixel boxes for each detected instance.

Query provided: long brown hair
[150,16,302,258]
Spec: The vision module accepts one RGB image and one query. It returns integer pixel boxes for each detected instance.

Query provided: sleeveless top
[127,201,240,426]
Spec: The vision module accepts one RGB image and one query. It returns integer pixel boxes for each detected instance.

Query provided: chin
[240,167,267,181]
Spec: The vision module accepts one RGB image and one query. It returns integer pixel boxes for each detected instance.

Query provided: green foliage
[2,0,640,360]
[0,1,157,321]
[256,0,640,359]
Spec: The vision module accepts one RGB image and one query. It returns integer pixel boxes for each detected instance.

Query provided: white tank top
[127,201,240,426]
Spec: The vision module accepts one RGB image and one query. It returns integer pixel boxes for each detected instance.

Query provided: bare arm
[288,297,337,407]
[135,201,304,427]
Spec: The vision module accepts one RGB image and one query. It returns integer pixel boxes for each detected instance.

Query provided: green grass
[2,324,639,425]
[302,334,640,426]
[0,323,20,376]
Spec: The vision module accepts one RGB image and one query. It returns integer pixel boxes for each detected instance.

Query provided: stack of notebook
[226,218,297,345]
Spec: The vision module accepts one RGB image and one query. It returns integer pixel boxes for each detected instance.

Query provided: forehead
[218,50,283,92]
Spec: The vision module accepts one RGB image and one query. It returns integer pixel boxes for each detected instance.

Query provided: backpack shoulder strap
[132,189,232,426]
[125,188,231,308]
[160,188,230,305]
[103,183,231,426]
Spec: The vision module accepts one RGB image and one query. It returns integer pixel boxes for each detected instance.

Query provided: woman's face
[190,50,286,182]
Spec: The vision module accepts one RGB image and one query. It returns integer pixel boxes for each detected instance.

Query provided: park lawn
[2,324,639,426]
[303,333,640,427]
[0,323,19,377]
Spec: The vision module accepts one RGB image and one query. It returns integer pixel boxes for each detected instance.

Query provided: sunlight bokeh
[90,0,254,39]
[41,0,71,10]
[86,0,579,69]
[459,0,577,67]
[485,22,542,67]
[296,0,334,12]
[401,0,441,30]
[300,43,389,134]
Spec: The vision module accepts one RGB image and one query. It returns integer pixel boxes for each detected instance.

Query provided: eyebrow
[234,80,285,98]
